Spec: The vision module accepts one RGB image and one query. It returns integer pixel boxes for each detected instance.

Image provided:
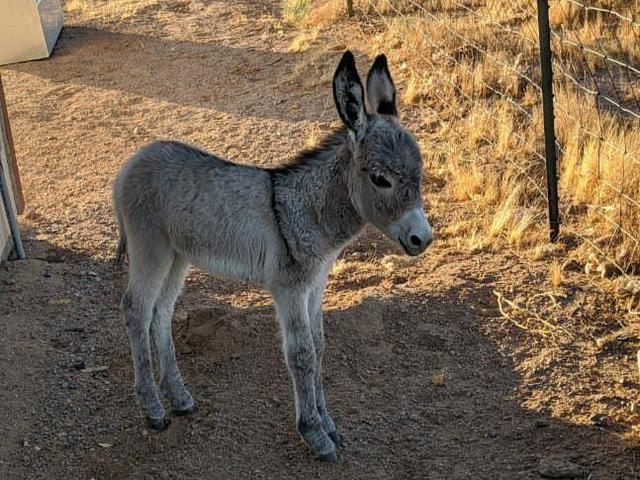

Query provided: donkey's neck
[271,129,364,265]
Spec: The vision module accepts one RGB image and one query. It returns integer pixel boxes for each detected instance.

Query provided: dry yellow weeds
[550,261,564,288]
[294,0,640,268]
[65,0,156,19]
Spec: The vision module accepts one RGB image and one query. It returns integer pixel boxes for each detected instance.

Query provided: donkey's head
[333,51,433,256]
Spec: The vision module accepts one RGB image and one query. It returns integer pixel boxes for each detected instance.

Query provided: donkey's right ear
[332,51,367,137]
[366,54,397,116]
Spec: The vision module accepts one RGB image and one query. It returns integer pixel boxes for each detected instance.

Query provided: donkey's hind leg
[150,254,195,415]
[122,234,175,431]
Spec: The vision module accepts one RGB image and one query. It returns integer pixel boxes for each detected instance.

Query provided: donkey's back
[113,140,280,283]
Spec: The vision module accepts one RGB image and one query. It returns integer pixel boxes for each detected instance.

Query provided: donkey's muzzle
[399,233,432,256]
[391,206,433,256]
[410,232,433,251]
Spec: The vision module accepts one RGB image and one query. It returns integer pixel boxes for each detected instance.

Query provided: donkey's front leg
[272,287,337,463]
[308,282,340,446]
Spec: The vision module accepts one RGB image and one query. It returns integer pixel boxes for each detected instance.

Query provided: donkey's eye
[370,174,392,189]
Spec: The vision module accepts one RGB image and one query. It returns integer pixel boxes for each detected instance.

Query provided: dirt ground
[1,1,639,478]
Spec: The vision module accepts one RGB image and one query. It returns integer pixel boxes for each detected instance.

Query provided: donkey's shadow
[158,274,638,478]
[2,233,638,478]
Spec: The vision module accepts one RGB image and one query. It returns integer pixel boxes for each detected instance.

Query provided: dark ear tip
[372,54,388,69]
[373,53,387,66]
[340,50,356,66]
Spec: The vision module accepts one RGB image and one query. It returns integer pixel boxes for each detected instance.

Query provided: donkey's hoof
[327,430,342,448]
[173,401,197,416]
[145,416,170,432]
[316,450,338,464]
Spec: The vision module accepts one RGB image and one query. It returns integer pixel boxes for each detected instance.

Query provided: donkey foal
[113,51,433,463]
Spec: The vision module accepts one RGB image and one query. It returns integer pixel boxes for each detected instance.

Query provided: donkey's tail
[115,232,127,267]
[114,210,127,267]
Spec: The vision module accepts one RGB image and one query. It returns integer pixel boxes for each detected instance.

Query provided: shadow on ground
[6,26,332,124]
[0,233,637,479]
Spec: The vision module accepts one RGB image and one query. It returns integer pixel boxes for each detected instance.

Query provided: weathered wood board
[0,74,24,261]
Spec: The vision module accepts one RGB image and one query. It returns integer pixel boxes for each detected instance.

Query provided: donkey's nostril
[410,235,422,246]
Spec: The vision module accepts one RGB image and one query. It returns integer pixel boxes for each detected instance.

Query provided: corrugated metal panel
[38,0,64,55]
[0,143,14,262]
[0,75,22,214]
[0,75,24,261]
[0,195,12,261]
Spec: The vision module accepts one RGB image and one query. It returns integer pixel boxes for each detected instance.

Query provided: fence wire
[349,0,640,279]
[549,0,640,278]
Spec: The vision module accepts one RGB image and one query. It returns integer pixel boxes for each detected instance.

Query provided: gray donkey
[112,51,432,463]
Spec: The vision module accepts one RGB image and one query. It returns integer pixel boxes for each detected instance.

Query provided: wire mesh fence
[345,0,640,281]
[548,0,640,281]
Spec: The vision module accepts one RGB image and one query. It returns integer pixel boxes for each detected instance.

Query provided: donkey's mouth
[398,237,416,256]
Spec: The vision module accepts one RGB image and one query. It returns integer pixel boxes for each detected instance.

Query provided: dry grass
[302,0,350,27]
[294,0,640,271]
[494,289,570,340]
[282,49,335,90]
[282,0,311,25]
[550,261,564,287]
[304,124,325,149]
[288,28,320,53]
[65,0,158,19]
[548,0,640,66]
[447,154,484,202]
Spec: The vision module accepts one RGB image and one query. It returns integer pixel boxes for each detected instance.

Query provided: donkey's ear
[332,51,367,136]
[366,54,397,116]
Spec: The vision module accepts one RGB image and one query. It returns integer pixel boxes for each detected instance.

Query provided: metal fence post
[536,0,561,242]
[347,0,354,17]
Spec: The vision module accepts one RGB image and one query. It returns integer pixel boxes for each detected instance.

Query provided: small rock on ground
[537,456,587,479]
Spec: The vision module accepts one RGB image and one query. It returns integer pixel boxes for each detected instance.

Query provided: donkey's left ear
[366,54,397,116]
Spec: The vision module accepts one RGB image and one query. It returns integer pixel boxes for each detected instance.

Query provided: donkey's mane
[270,126,348,175]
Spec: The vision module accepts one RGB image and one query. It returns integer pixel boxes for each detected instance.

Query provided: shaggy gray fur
[112,51,432,463]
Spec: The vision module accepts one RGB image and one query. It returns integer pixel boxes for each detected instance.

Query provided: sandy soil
[0,1,638,478]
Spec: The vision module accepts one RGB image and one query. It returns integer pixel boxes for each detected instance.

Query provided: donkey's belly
[174,218,274,284]
[187,251,266,284]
